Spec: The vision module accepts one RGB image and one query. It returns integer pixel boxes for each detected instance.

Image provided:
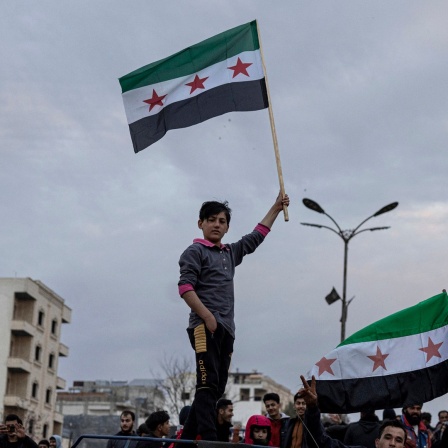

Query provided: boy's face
[198,212,229,245]
[264,400,281,419]
[294,398,306,417]
[253,428,268,440]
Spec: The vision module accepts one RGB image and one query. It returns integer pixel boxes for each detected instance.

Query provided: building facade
[226,370,292,427]
[0,277,71,439]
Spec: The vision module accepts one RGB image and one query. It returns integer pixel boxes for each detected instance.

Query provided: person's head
[438,410,448,423]
[178,406,191,426]
[49,435,62,448]
[375,420,406,448]
[4,415,22,441]
[198,201,231,245]
[421,412,431,426]
[38,440,50,448]
[245,415,272,446]
[136,423,149,437]
[146,411,170,437]
[293,392,306,418]
[217,399,233,425]
[383,409,397,421]
[402,404,422,426]
[120,411,135,433]
[263,393,281,420]
[361,409,379,422]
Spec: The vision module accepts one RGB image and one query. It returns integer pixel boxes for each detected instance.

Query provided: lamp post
[301,198,399,342]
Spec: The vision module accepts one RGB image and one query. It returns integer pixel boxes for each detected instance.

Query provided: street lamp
[301,198,398,342]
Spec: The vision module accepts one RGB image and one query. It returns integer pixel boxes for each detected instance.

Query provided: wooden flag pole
[256,20,289,222]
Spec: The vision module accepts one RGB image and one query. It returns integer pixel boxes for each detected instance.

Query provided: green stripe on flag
[119,21,260,93]
[339,291,448,346]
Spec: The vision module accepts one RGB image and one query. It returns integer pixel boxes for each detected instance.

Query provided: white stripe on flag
[122,50,264,125]
[307,324,448,380]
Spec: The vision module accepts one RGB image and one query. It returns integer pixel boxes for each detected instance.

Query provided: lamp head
[303,198,325,214]
[373,202,398,217]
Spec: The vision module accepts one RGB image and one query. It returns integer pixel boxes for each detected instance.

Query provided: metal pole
[341,239,349,342]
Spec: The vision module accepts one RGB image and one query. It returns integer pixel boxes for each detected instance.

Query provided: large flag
[119,21,268,153]
[306,291,448,413]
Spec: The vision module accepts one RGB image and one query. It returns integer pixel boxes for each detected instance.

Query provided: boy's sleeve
[178,245,201,297]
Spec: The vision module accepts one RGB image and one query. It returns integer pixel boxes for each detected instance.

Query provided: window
[34,345,42,362]
[28,419,34,435]
[48,353,55,369]
[51,319,58,335]
[38,310,45,327]
[32,382,39,399]
[43,424,48,439]
[46,388,52,404]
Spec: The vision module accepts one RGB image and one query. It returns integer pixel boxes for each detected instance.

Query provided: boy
[178,192,289,441]
[245,415,272,446]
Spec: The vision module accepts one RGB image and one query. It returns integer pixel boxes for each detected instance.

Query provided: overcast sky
[2,1,448,419]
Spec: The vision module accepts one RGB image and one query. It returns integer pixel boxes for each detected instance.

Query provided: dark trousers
[180,323,234,441]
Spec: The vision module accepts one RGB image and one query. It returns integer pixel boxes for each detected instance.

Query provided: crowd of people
[79,388,448,448]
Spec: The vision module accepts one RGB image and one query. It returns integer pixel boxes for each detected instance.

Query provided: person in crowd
[297,375,407,448]
[422,413,434,438]
[0,415,38,448]
[137,424,150,437]
[106,410,137,448]
[216,399,234,442]
[284,392,307,448]
[344,409,381,448]
[245,415,272,446]
[38,441,49,448]
[382,410,397,422]
[432,411,448,444]
[141,411,170,448]
[432,424,448,448]
[401,404,431,448]
[49,436,61,448]
[167,406,191,448]
[178,193,289,441]
[263,392,290,448]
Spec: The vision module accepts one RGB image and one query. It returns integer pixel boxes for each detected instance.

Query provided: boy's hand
[204,314,217,333]
[298,375,318,408]
[275,192,290,211]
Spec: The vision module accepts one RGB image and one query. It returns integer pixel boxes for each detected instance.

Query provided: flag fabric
[119,21,268,153]
[306,292,448,413]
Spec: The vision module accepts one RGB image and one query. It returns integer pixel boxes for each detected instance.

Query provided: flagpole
[256,20,289,222]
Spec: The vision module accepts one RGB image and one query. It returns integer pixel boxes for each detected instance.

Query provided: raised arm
[259,192,290,229]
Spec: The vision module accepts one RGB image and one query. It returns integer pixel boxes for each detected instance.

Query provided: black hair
[178,406,191,426]
[378,419,407,442]
[294,392,306,402]
[136,423,149,436]
[251,425,271,445]
[217,398,233,411]
[146,411,170,431]
[263,393,280,404]
[382,409,397,421]
[38,441,50,448]
[421,412,432,422]
[199,201,231,225]
[5,415,22,425]
[120,410,135,421]
[438,410,448,418]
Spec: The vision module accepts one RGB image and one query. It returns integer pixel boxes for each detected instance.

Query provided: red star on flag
[316,356,337,376]
[367,346,389,372]
[185,74,209,94]
[143,89,167,112]
[228,57,253,78]
[419,337,443,362]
